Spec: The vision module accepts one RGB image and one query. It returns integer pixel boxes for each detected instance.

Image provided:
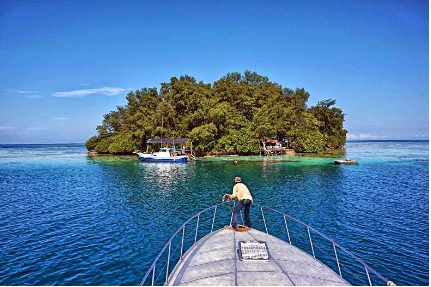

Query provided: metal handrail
[139,202,227,286]
[256,204,390,285]
[139,202,391,286]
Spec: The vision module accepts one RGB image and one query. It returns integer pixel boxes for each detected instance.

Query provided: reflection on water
[0,141,428,286]
[138,162,188,189]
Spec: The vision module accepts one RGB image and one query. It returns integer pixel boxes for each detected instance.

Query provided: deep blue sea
[0,141,428,286]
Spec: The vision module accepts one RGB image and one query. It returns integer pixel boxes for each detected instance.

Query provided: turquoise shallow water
[0,141,428,285]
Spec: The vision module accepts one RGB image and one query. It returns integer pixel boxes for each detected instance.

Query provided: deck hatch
[238,240,270,262]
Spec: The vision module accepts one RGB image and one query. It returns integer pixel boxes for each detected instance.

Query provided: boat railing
[139,201,391,286]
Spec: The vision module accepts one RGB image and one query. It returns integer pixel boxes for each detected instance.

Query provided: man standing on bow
[225,176,253,230]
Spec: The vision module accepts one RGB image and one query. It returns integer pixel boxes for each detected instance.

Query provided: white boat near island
[136,138,191,163]
[136,147,188,163]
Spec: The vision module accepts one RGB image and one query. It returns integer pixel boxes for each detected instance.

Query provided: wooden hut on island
[261,139,288,156]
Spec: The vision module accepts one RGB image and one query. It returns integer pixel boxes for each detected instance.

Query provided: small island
[85,71,347,156]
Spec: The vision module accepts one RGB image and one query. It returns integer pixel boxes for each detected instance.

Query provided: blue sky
[0,0,428,143]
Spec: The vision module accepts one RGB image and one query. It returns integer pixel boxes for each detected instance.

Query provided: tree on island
[85,71,347,155]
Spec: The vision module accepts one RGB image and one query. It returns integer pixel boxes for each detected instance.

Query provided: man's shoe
[236,225,250,232]
[228,225,237,231]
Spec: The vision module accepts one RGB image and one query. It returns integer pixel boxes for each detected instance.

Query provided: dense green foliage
[86,71,347,154]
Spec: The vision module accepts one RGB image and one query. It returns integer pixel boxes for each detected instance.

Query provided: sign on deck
[238,240,270,262]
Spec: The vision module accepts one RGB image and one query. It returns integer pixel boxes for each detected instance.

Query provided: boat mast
[160,117,163,149]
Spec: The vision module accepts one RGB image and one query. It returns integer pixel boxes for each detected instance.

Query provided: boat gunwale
[139,204,218,285]
[260,205,387,284]
[139,202,390,286]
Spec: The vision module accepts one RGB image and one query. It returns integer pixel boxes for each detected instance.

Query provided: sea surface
[0,141,428,286]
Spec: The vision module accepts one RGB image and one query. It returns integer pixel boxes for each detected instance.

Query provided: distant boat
[137,147,188,163]
[334,158,359,165]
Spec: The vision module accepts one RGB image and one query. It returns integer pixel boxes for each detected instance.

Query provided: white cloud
[410,134,429,139]
[347,133,379,140]
[51,87,127,98]
[6,89,41,98]
[0,125,16,131]
[26,127,50,131]
[54,117,70,121]
[6,89,39,94]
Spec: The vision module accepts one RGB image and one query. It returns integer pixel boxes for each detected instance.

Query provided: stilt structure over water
[261,140,287,156]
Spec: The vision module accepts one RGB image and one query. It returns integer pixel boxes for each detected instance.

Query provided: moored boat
[137,147,188,163]
[334,159,359,165]
[136,138,190,163]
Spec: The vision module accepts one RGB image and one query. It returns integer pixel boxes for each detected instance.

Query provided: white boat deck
[168,226,350,286]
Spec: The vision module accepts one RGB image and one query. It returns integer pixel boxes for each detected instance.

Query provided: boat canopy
[146,138,188,144]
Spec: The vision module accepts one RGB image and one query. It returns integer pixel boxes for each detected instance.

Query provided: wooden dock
[168,227,350,286]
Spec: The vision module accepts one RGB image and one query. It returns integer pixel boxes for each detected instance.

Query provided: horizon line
[0,139,428,145]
